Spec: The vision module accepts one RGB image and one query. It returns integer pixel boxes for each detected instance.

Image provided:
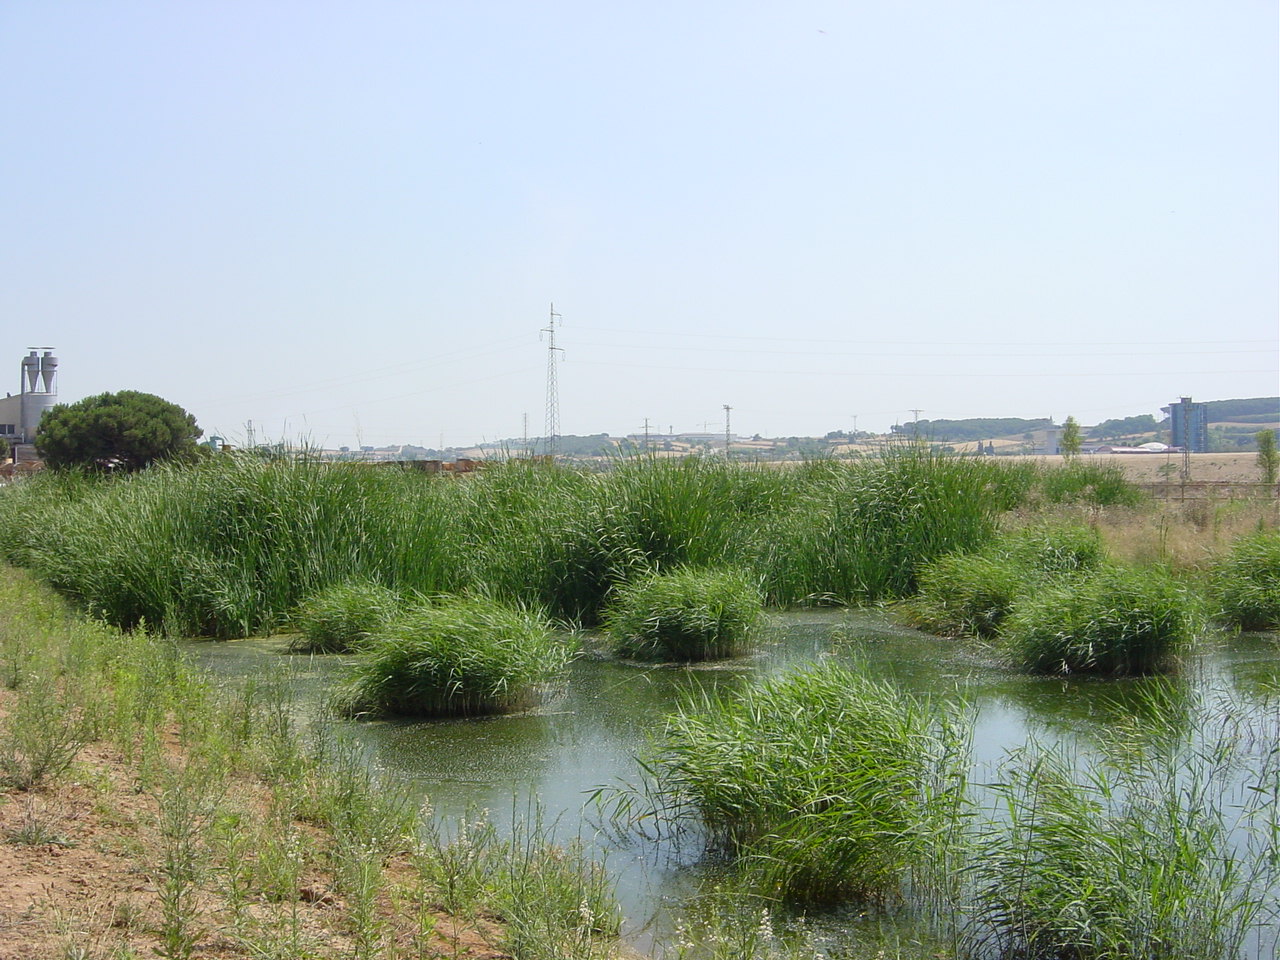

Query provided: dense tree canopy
[1060,416,1082,457]
[1088,414,1158,440]
[35,391,202,472]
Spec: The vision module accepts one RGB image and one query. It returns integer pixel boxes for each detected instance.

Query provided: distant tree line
[1086,414,1159,441]
[890,418,1053,443]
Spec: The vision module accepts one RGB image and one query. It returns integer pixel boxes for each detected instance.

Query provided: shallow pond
[189,610,1280,956]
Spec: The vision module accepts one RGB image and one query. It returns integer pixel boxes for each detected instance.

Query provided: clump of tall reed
[0,455,474,637]
[288,580,402,653]
[999,566,1201,675]
[1211,530,1280,631]
[639,664,969,904]
[904,521,1105,639]
[1000,519,1106,575]
[605,567,762,661]
[337,595,576,718]
[968,721,1279,960]
[468,457,782,624]
[754,448,1015,607]
[902,552,1029,640]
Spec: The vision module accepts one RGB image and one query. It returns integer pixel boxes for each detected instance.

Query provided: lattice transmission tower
[542,304,563,458]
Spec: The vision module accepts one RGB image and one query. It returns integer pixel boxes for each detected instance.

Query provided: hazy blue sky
[3,1,1276,447]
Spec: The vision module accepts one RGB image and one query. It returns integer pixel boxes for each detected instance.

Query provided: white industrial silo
[19,349,58,442]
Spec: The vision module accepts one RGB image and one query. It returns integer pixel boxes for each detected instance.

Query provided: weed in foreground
[152,764,223,960]
[0,674,94,790]
[4,795,75,847]
[413,804,622,960]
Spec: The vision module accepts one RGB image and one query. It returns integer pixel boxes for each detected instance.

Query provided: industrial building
[1168,396,1209,453]
[0,350,59,446]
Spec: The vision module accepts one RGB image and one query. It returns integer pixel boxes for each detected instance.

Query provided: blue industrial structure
[1169,396,1209,453]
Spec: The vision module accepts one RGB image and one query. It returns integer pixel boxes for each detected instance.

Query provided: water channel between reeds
[187,610,1280,958]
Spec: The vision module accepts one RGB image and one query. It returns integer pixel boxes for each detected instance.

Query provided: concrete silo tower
[0,349,59,449]
[19,349,58,442]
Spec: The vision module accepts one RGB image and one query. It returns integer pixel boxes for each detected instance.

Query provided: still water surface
[189,610,1279,954]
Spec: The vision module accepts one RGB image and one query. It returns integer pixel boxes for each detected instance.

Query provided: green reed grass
[640,663,970,904]
[288,579,402,653]
[605,567,762,661]
[1038,459,1145,507]
[967,717,1279,960]
[0,455,474,637]
[1000,566,1202,675]
[466,457,784,624]
[999,519,1107,575]
[1211,530,1280,631]
[0,450,1046,636]
[903,552,1031,640]
[337,595,576,718]
[754,448,1013,606]
[904,521,1106,639]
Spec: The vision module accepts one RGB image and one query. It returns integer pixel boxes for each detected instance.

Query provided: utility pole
[522,412,528,458]
[643,417,651,453]
[910,408,923,440]
[723,404,732,457]
[542,304,563,459]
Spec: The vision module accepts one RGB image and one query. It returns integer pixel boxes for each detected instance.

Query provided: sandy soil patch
[1017,452,1270,484]
[0,690,510,960]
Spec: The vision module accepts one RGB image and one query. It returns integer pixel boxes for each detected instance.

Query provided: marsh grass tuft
[968,724,1279,960]
[754,448,1012,607]
[1211,530,1280,631]
[605,567,762,661]
[1038,460,1144,507]
[640,663,970,904]
[289,579,402,653]
[903,552,1029,639]
[337,595,576,718]
[904,521,1106,639]
[1000,566,1201,675]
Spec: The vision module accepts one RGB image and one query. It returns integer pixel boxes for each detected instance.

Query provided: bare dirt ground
[0,690,507,960]
[1024,451,1269,484]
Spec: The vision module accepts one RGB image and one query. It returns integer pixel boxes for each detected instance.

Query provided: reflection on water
[187,610,1276,953]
